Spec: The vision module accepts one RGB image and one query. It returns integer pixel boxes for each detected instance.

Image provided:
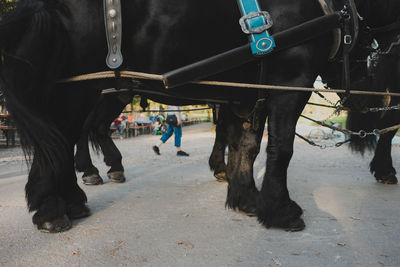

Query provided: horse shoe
[107,171,126,183]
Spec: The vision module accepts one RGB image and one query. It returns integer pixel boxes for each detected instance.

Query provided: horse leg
[75,131,104,185]
[97,122,126,183]
[97,92,134,183]
[225,102,267,215]
[257,92,311,231]
[26,156,71,232]
[27,143,89,232]
[370,129,398,184]
[209,105,228,182]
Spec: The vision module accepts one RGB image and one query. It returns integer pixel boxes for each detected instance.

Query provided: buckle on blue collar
[236,0,276,56]
[239,11,273,34]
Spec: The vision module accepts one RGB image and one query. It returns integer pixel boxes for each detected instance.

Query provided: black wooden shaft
[163,12,343,89]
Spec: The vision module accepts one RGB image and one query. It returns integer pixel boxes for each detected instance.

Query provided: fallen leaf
[72,249,80,256]
[183,214,189,218]
[380,254,388,257]
[378,261,386,267]
[337,243,346,247]
[272,258,282,266]
[350,216,361,221]
[316,253,322,257]
[176,241,194,248]
[235,257,243,263]
[291,252,300,256]
[382,224,389,227]
[185,242,194,249]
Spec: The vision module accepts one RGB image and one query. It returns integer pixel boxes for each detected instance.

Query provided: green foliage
[0,0,16,18]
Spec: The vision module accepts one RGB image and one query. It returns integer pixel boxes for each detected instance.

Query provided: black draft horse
[344,4,400,184]
[209,0,400,185]
[0,0,394,233]
[322,1,400,184]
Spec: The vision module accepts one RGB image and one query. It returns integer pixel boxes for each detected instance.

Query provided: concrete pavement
[0,123,399,266]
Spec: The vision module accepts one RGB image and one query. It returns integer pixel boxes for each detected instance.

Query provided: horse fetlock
[257,197,305,231]
[66,203,91,219]
[32,196,67,226]
[226,184,258,215]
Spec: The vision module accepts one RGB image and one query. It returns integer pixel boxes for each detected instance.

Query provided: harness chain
[298,114,400,145]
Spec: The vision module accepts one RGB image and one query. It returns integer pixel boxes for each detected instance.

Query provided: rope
[59,70,400,98]
[122,107,211,113]
[59,71,163,83]
[193,80,400,97]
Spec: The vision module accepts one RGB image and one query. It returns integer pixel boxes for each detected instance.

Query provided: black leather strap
[104,0,123,69]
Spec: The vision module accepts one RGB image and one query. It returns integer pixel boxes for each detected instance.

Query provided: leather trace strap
[104,0,123,69]
[237,0,275,56]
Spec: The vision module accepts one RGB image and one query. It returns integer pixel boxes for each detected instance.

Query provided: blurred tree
[0,0,16,17]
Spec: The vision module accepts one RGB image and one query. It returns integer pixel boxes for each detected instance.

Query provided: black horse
[345,53,400,184]
[323,2,400,184]
[209,0,400,186]
[0,0,396,233]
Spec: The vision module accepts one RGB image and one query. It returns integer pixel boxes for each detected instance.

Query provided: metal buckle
[239,11,273,34]
[344,35,352,45]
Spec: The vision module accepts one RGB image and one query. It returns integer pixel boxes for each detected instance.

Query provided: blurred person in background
[152,105,189,156]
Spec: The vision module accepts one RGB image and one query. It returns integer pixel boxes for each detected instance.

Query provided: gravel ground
[0,122,399,267]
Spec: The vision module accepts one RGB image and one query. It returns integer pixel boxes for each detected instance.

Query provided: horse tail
[0,1,72,179]
[346,111,378,155]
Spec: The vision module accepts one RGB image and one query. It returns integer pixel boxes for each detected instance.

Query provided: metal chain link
[295,133,351,149]
[300,114,400,138]
[365,104,400,113]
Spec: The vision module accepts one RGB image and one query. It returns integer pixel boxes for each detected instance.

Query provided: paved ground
[0,123,399,267]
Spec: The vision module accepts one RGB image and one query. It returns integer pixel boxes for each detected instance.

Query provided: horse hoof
[235,209,257,217]
[37,215,71,233]
[376,173,398,185]
[107,171,126,183]
[82,174,103,185]
[67,203,91,219]
[283,218,306,232]
[214,171,227,182]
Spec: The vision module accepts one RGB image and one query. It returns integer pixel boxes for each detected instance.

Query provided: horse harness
[98,0,400,106]
[104,0,123,69]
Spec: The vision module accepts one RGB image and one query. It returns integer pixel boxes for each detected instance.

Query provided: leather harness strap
[236,0,275,56]
[104,0,123,69]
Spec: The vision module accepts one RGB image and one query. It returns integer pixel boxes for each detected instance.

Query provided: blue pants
[116,124,125,135]
[160,125,182,147]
